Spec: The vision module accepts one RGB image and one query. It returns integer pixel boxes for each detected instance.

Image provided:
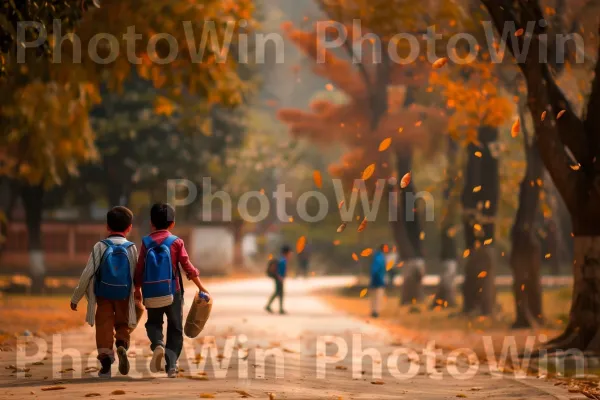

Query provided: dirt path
[0,277,581,399]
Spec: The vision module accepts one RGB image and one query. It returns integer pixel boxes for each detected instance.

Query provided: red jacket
[134,230,199,292]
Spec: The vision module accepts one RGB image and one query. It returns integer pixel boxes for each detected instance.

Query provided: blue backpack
[94,239,134,300]
[141,235,181,301]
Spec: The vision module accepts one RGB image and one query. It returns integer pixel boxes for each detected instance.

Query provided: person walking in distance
[370,244,387,318]
[265,245,291,315]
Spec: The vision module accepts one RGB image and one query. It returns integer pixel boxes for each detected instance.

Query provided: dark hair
[150,203,175,230]
[107,206,133,232]
[281,245,291,254]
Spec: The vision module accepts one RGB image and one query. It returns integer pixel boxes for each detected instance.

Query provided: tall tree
[481,0,600,351]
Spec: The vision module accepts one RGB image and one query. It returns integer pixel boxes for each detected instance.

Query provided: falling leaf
[477,271,487,278]
[362,164,376,180]
[521,284,525,291]
[545,253,552,259]
[361,248,373,257]
[397,261,405,268]
[296,236,306,254]
[541,111,547,121]
[432,57,448,69]
[557,110,566,119]
[400,172,412,189]
[472,186,482,193]
[325,83,334,91]
[570,164,581,171]
[357,218,368,232]
[515,28,524,37]
[360,289,368,298]
[41,386,67,391]
[473,224,482,232]
[474,151,482,158]
[386,260,395,271]
[419,231,425,240]
[352,253,359,262]
[337,223,347,233]
[313,170,323,188]
[483,239,493,245]
[333,240,341,246]
[338,200,345,209]
[463,249,470,258]
[379,138,392,152]
[511,118,520,138]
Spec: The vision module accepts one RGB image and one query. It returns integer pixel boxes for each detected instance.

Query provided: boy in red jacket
[134,203,210,377]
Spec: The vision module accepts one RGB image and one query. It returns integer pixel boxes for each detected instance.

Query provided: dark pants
[145,292,183,370]
[266,279,284,311]
[95,297,130,362]
[298,259,309,277]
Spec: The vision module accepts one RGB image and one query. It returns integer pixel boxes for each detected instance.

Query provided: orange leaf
[337,223,347,233]
[432,57,448,69]
[477,271,487,278]
[362,164,376,180]
[511,118,520,138]
[570,164,581,171]
[361,248,373,257]
[386,260,395,271]
[515,28,524,37]
[541,111,547,121]
[359,288,368,298]
[557,110,566,119]
[472,186,482,193]
[313,170,323,188]
[400,172,412,189]
[357,218,367,232]
[352,253,359,262]
[338,200,345,209]
[379,138,392,152]
[296,236,306,254]
[333,240,341,246]
[463,249,470,258]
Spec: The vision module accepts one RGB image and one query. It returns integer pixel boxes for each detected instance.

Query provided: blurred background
[1,0,598,341]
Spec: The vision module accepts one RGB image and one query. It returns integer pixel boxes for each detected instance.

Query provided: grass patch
[0,293,84,345]
[320,284,572,333]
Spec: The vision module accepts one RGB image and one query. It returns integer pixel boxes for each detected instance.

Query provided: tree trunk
[461,125,499,316]
[393,148,426,305]
[432,137,459,308]
[232,219,245,269]
[0,178,20,261]
[21,184,45,293]
[510,136,544,328]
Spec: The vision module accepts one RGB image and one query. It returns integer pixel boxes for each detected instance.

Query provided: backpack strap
[119,241,135,249]
[161,235,179,249]
[142,235,158,250]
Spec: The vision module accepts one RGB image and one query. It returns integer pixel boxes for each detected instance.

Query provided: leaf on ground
[111,390,126,395]
[335,365,348,370]
[268,393,276,400]
[85,394,101,398]
[41,386,67,391]
[200,394,215,398]
[371,380,385,385]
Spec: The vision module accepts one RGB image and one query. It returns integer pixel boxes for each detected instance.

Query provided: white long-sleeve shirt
[70,236,139,328]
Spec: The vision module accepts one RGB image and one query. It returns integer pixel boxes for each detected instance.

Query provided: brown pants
[95,297,130,361]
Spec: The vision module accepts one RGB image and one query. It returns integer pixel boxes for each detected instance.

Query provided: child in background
[70,206,139,378]
[370,244,387,318]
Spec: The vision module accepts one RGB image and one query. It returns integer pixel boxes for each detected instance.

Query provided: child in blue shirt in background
[265,245,291,315]
[370,244,387,318]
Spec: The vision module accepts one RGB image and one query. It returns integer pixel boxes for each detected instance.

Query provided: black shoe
[265,306,273,314]
[279,310,287,315]
[99,358,112,379]
[371,312,379,318]
[117,346,130,375]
